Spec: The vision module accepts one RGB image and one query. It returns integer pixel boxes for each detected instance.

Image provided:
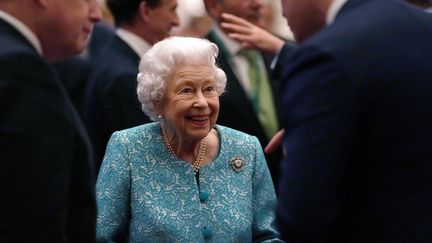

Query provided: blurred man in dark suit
[0,0,100,242]
[275,0,432,242]
[85,0,179,170]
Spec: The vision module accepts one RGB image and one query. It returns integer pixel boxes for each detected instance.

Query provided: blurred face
[216,0,265,25]
[40,0,101,61]
[147,0,180,44]
[281,0,326,42]
[159,65,219,143]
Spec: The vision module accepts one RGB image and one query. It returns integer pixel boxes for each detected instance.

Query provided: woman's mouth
[187,115,209,125]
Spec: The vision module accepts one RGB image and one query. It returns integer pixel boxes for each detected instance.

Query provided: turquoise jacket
[96,122,281,242]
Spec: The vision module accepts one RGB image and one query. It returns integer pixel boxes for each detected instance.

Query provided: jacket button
[202,226,213,239]
[199,191,209,202]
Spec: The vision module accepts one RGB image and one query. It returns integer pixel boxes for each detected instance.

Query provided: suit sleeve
[272,42,297,80]
[251,136,283,242]
[277,46,359,242]
[96,132,131,243]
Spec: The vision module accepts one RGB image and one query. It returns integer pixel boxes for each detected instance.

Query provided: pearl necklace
[161,125,207,174]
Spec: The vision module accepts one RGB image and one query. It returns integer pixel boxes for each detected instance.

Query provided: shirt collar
[326,0,349,25]
[116,28,151,56]
[213,25,243,56]
[0,10,42,56]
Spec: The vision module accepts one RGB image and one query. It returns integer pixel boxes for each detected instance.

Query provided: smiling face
[158,65,219,143]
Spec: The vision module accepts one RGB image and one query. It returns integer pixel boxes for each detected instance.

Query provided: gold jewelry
[161,124,206,174]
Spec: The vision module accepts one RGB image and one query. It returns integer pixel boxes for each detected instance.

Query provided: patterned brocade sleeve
[251,136,284,242]
[96,132,131,243]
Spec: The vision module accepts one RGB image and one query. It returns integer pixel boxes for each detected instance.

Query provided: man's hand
[220,13,285,55]
[264,129,285,154]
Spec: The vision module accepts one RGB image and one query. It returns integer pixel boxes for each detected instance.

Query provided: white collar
[326,0,349,25]
[213,25,243,56]
[0,10,42,56]
[116,28,151,57]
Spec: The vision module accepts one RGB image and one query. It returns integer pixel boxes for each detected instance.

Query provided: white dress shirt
[213,25,269,94]
[0,10,42,56]
[116,28,151,56]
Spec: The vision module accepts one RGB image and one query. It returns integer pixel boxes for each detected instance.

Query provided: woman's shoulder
[215,124,259,146]
[112,122,160,141]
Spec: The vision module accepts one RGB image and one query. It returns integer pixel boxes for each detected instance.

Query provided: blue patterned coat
[96,122,281,242]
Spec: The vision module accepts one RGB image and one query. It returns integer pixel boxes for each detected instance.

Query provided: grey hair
[137,36,227,121]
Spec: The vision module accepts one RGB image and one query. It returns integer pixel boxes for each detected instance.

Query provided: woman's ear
[153,100,163,116]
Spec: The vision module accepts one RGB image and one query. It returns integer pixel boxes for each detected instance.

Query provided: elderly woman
[96,36,281,242]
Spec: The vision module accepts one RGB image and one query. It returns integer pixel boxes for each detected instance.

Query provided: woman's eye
[180,88,193,94]
[204,86,215,92]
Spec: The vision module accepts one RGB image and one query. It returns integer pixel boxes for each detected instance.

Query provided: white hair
[137,36,227,121]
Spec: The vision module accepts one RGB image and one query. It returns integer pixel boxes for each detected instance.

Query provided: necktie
[238,49,279,139]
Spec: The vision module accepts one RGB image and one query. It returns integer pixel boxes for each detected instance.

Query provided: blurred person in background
[86,0,116,61]
[52,0,115,119]
[220,12,296,79]
[0,0,100,241]
[52,0,115,118]
[84,0,180,171]
[203,0,287,188]
[256,0,294,41]
[171,0,213,37]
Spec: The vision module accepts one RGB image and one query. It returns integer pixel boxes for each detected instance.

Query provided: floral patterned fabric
[96,122,282,242]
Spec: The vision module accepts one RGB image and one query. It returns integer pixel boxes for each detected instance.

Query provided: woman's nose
[194,92,208,107]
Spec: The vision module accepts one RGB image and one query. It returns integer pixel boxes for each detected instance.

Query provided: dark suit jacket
[276,0,432,242]
[87,22,115,64]
[272,41,297,81]
[0,19,96,242]
[53,56,92,119]
[84,35,151,171]
[207,31,283,187]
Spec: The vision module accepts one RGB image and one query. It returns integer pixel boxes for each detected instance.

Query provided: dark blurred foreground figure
[53,56,93,118]
[0,0,100,242]
[96,36,281,242]
[275,0,432,242]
